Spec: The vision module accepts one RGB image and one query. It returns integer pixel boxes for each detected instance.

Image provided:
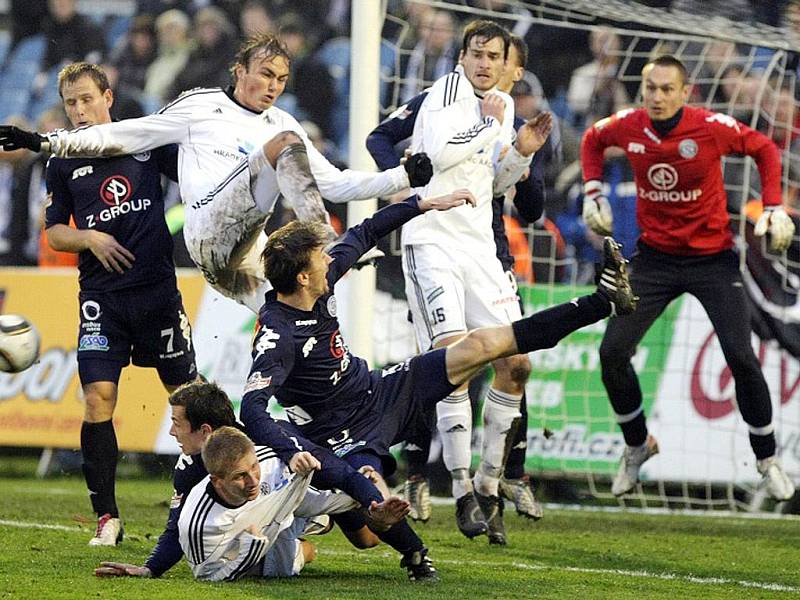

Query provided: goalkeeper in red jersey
[581,54,796,501]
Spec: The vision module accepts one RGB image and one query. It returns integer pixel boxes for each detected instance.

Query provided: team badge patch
[326,296,337,317]
[678,139,698,159]
[244,371,273,394]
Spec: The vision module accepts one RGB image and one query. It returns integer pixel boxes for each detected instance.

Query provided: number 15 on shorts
[431,307,446,324]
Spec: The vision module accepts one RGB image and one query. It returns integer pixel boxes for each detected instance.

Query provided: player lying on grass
[238,189,637,572]
[95,381,406,579]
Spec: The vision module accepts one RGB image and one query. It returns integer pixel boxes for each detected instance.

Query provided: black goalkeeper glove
[0,125,47,152]
[404,152,433,187]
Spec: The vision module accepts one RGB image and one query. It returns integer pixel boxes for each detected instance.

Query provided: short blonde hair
[201,426,255,477]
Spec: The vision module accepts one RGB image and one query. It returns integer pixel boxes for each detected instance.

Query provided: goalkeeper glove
[754,205,795,252]
[582,180,613,236]
[404,152,433,187]
[0,125,48,152]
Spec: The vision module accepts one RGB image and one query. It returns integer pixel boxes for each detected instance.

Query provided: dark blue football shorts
[76,280,197,386]
[313,348,456,477]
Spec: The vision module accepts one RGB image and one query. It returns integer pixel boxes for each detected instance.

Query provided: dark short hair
[262,220,329,294]
[510,35,528,69]
[461,19,511,60]
[57,62,110,97]
[168,380,237,432]
[644,54,688,85]
[230,32,291,85]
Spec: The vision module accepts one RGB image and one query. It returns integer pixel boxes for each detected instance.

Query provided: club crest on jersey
[100,175,132,205]
[678,139,698,159]
[133,151,151,162]
[244,371,272,394]
[326,296,337,317]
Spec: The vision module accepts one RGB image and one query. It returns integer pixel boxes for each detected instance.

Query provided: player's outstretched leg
[596,237,638,316]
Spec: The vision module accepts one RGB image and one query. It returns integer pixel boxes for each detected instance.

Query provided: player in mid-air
[239,188,637,579]
[0,33,432,312]
[581,54,796,500]
[43,62,197,546]
[366,32,550,535]
[94,380,408,579]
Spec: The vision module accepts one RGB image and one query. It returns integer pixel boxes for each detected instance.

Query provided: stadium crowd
[1,0,799,281]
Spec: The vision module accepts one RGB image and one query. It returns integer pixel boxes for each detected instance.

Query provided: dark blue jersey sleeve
[152,144,179,183]
[511,115,545,224]
[513,149,546,224]
[44,158,73,228]
[241,324,307,464]
[327,196,422,283]
[366,93,426,170]
[144,454,206,577]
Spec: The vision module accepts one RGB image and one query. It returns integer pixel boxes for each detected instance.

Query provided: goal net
[372,0,800,511]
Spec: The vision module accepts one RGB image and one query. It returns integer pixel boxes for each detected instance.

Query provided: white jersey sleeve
[414,68,502,172]
[45,94,195,157]
[273,109,410,202]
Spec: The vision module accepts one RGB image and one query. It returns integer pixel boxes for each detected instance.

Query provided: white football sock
[437,391,472,497]
[474,387,521,497]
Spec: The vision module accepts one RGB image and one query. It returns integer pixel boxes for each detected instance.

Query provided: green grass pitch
[1,473,798,599]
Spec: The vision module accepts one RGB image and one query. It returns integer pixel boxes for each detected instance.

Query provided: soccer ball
[0,314,40,373]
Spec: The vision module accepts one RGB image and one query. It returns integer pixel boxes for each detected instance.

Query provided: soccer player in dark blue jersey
[240,191,635,573]
[44,62,197,546]
[94,381,408,580]
[365,35,550,537]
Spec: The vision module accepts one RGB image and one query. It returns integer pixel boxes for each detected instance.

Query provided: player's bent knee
[264,130,303,166]
[497,354,532,384]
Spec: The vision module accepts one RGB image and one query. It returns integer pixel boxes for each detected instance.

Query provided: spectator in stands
[101,64,145,120]
[282,14,337,142]
[109,15,157,94]
[401,10,459,102]
[239,0,274,38]
[567,27,629,131]
[670,0,755,23]
[168,7,237,101]
[144,9,191,104]
[0,115,36,264]
[40,0,105,72]
[8,0,48,53]
[26,107,71,266]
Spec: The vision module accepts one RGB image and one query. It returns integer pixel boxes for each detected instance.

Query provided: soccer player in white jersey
[178,426,358,581]
[402,20,552,541]
[0,34,432,312]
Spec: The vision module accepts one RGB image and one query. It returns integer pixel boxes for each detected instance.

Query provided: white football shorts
[402,243,521,351]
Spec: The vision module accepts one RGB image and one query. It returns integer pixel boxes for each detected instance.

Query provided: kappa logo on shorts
[133,151,151,162]
[81,300,101,321]
[79,334,109,351]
